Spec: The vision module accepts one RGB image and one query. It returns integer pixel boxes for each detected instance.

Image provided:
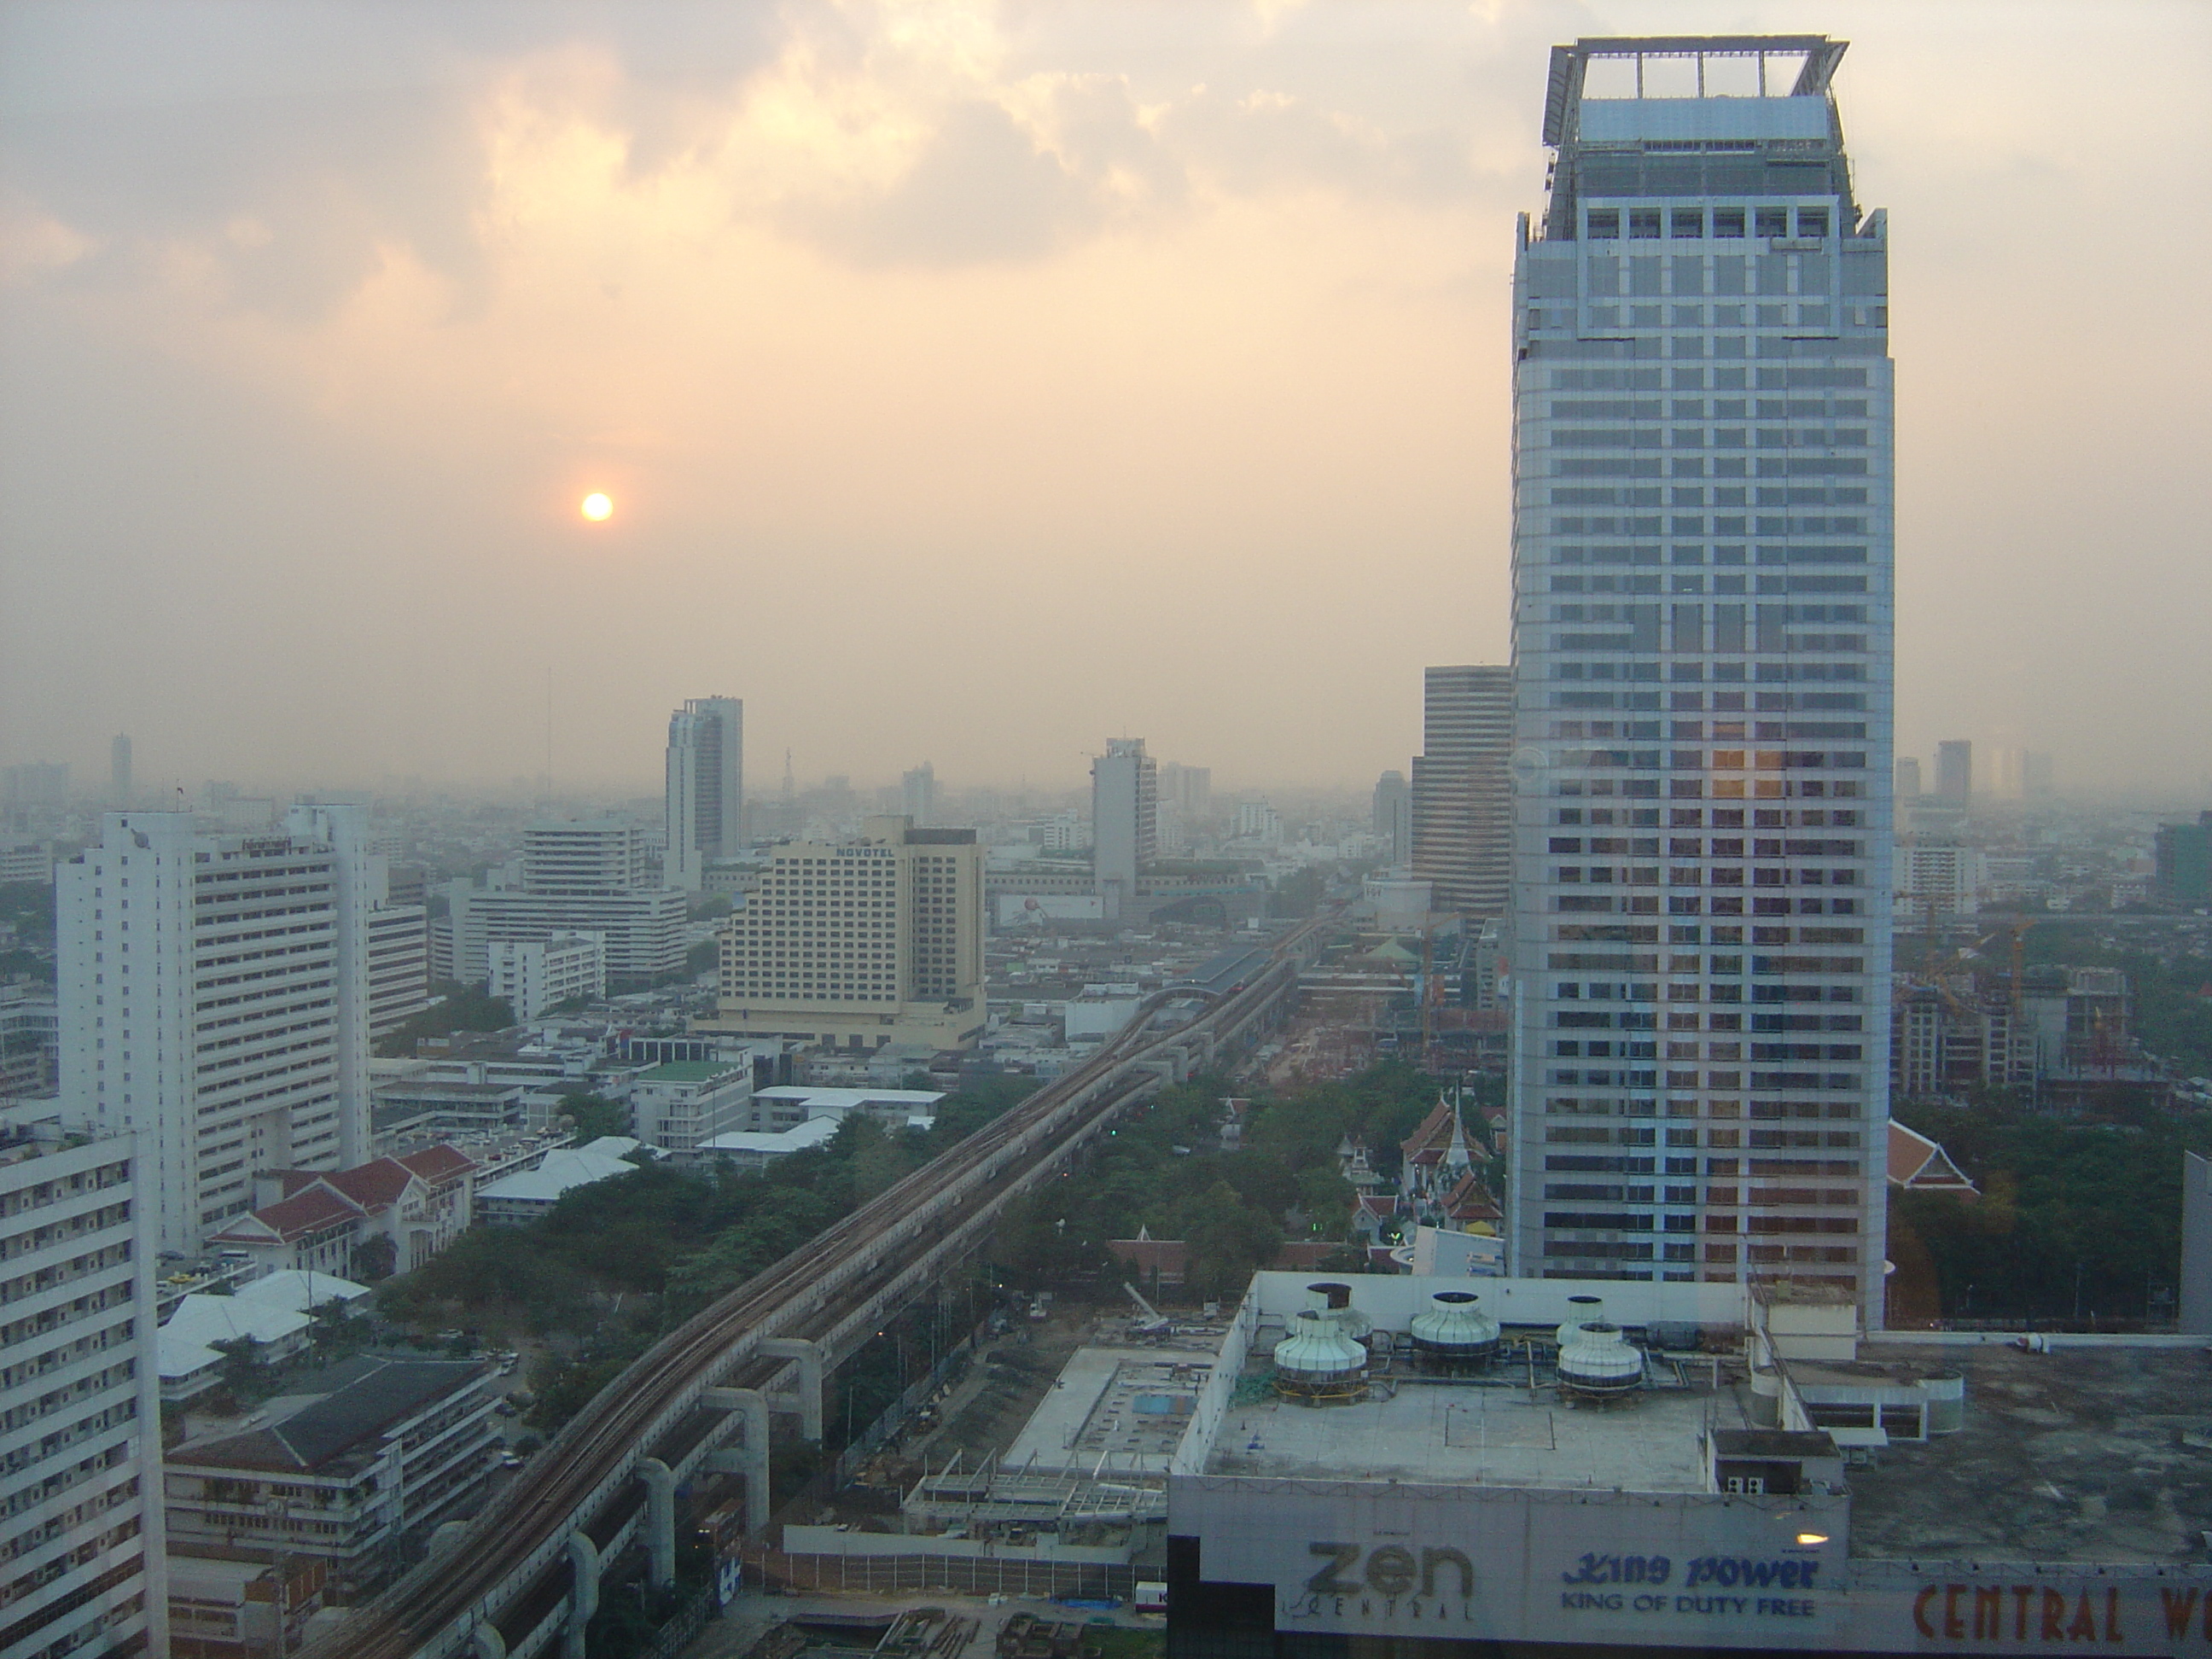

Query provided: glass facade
[1507,39,1895,1320]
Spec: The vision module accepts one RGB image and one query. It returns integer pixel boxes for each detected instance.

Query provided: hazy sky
[3,0,2208,798]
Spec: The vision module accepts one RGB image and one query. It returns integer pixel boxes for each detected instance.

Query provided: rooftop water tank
[1556,1319,1644,1404]
[1306,1281,1373,1344]
[1272,1308,1369,1405]
[1408,1290,1502,1372]
[1555,1294,1607,1349]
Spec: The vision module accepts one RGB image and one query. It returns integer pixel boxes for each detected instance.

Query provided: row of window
[1586,206,1831,241]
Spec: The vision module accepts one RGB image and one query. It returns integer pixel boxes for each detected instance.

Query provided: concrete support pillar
[639,1457,678,1589]
[706,1386,771,1535]
[472,1626,507,1659]
[760,1338,825,1441]
[562,1532,600,1659]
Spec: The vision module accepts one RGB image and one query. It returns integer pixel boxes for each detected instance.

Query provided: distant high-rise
[1935,739,1972,806]
[2156,812,2212,906]
[1505,34,1893,1318]
[1091,738,1157,919]
[58,806,377,1252]
[1373,770,1412,866]
[1158,762,1213,821]
[665,696,744,890]
[902,762,938,828]
[1410,666,1512,916]
[1895,756,1923,799]
[109,732,132,804]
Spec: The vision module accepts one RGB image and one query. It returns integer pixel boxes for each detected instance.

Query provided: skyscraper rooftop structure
[1505,35,1894,1320]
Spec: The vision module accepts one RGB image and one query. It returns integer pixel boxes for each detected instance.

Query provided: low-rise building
[745,1084,942,1132]
[486,930,607,1019]
[205,1146,476,1281]
[164,1355,499,1598]
[473,1137,642,1225]
[155,1272,371,1404]
[0,837,54,884]
[696,1114,841,1173]
[628,1060,752,1156]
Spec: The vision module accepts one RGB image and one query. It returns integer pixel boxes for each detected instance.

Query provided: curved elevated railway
[302,916,1325,1659]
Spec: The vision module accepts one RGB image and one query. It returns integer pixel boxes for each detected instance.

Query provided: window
[1629,209,1662,239]
[1670,209,1703,238]
[1714,208,1746,238]
[1586,208,1620,239]
[1755,207,1789,237]
[1796,207,1829,238]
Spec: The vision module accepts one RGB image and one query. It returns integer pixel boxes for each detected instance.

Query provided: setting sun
[579,492,613,521]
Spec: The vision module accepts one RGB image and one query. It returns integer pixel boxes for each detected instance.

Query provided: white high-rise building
[443,820,685,990]
[901,762,937,829]
[1091,739,1156,920]
[1506,35,1893,1320]
[56,807,376,1253]
[0,1133,169,1659]
[666,697,744,890]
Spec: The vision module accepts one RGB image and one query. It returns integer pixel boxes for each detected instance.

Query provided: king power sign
[1173,1479,2212,1655]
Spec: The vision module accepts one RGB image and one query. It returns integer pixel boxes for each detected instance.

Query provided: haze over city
[3,0,2208,796]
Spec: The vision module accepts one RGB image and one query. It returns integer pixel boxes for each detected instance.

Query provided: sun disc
[580,492,614,521]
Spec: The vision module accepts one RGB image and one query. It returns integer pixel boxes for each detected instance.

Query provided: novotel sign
[1173,1478,2212,1655]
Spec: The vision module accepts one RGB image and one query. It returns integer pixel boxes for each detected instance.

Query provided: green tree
[211,1336,274,1401]
[556,1092,631,1141]
[372,982,515,1057]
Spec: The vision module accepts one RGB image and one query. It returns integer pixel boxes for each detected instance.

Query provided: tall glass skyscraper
[1505,37,1893,1321]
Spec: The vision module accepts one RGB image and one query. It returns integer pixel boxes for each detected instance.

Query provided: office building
[1898,839,1976,918]
[2155,811,2212,906]
[56,808,378,1254]
[1893,756,1920,800]
[443,821,685,990]
[1505,35,1893,1318]
[901,763,938,829]
[1934,738,1971,806]
[1091,739,1157,920]
[2,761,69,813]
[1410,666,1512,916]
[1158,762,1212,822]
[628,1059,753,1156]
[665,696,744,891]
[0,1133,168,1659]
[108,734,131,806]
[486,930,607,1018]
[706,816,986,1051]
[1372,771,1412,866]
[0,839,53,885]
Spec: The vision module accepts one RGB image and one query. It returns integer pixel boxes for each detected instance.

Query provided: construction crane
[1124,1284,1173,1336]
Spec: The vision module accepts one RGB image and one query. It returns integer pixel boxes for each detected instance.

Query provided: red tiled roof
[321,1159,418,1212]
[1400,1101,1452,1155]
[396,1144,477,1183]
[1109,1238,1188,1274]
[211,1183,367,1246]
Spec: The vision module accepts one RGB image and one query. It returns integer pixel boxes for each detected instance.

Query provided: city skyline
[3,3,2207,798]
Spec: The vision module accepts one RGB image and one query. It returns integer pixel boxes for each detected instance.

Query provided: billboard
[1173,1477,2212,1655]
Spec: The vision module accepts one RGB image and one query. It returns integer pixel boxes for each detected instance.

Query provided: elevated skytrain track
[301,915,1327,1659]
